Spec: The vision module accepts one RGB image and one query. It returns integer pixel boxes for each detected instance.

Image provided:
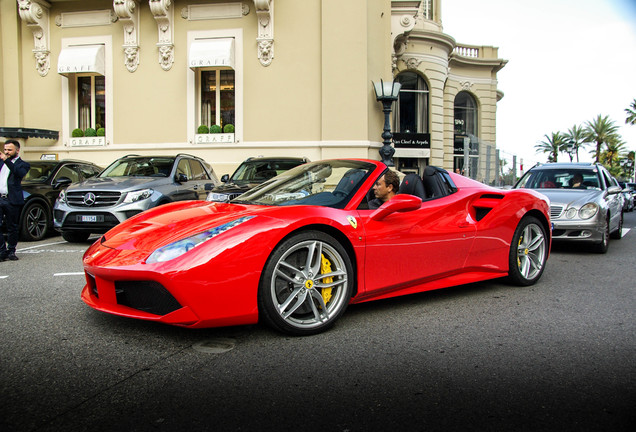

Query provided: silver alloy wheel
[269,239,349,330]
[516,222,547,280]
[26,205,46,238]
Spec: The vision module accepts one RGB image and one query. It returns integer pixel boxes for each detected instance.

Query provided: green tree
[535,132,566,163]
[562,124,587,162]
[584,114,620,163]
[599,136,626,176]
[626,99,636,125]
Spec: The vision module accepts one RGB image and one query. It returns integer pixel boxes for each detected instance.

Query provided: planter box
[70,136,106,147]
[195,133,235,144]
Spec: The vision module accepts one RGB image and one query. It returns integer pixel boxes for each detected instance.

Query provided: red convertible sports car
[82,159,551,335]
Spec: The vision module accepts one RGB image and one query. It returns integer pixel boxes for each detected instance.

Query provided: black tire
[258,230,353,336]
[610,212,623,240]
[593,218,610,254]
[507,216,549,286]
[62,231,91,243]
[20,201,50,241]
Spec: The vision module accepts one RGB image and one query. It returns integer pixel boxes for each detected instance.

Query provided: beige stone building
[0,0,506,180]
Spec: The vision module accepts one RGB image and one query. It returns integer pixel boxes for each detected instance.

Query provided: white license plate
[81,215,98,222]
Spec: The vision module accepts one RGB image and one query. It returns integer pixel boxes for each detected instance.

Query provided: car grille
[550,205,563,218]
[67,191,121,207]
[115,281,182,316]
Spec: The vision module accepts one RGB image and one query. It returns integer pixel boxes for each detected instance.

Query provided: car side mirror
[370,194,422,221]
[175,173,188,184]
[221,174,229,183]
[607,185,622,195]
[53,177,73,189]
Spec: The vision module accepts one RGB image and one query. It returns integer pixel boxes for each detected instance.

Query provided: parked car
[54,154,220,242]
[514,162,623,253]
[81,159,551,336]
[618,181,634,212]
[206,156,309,202]
[20,159,102,241]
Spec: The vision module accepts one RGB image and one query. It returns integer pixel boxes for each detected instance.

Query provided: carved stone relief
[17,0,50,77]
[149,0,174,71]
[254,0,274,66]
[114,1,140,72]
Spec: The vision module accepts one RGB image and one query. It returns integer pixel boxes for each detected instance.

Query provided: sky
[442,0,636,171]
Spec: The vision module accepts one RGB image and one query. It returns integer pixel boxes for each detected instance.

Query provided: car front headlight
[206,192,230,202]
[146,216,255,264]
[58,189,67,204]
[123,189,153,203]
[579,203,598,219]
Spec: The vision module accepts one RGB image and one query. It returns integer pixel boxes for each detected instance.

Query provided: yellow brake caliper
[320,253,333,305]
[517,235,524,268]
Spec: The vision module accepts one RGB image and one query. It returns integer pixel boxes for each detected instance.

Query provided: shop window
[199,69,235,130]
[77,76,106,130]
[394,72,429,134]
[454,91,477,136]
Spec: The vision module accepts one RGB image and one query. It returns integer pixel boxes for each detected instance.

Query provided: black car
[20,159,102,241]
[206,156,309,202]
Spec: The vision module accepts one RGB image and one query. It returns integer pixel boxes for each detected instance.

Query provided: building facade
[0,0,506,180]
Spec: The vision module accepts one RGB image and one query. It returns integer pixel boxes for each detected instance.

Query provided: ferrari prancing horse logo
[347,215,357,229]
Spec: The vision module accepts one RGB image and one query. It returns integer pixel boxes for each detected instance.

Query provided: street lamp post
[372,79,401,166]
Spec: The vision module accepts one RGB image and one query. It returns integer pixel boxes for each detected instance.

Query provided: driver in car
[369,170,399,209]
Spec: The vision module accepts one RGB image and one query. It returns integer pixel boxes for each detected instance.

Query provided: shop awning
[189,38,235,69]
[0,127,59,140]
[57,45,105,76]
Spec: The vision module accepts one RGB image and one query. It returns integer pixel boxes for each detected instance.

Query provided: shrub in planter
[223,124,235,133]
[210,125,222,134]
[85,128,97,137]
[97,128,106,136]
[197,125,209,134]
[72,128,84,137]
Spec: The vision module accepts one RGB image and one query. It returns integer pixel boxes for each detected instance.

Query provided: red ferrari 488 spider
[82,159,551,335]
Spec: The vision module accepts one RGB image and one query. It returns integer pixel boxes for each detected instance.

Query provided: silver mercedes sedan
[514,162,623,253]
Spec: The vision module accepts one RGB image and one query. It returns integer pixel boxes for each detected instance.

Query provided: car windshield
[23,162,58,183]
[100,157,175,178]
[230,159,305,184]
[516,169,600,190]
[234,160,375,208]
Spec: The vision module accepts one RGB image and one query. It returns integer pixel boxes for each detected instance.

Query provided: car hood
[67,176,163,192]
[99,201,278,253]
[532,189,603,207]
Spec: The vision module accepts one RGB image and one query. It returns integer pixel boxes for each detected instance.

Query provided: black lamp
[373,79,401,166]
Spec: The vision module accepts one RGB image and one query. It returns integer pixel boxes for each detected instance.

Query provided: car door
[357,194,476,299]
[600,169,622,231]
[188,159,214,200]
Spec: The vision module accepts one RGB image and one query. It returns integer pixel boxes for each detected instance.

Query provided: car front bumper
[551,217,605,243]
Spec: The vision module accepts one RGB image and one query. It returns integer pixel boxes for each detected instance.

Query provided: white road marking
[54,272,84,276]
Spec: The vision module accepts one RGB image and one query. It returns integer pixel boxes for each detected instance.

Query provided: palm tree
[562,124,587,162]
[626,98,636,125]
[535,132,566,163]
[584,114,620,163]
[600,136,626,175]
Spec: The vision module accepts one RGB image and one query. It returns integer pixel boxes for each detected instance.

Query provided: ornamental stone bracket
[390,1,420,71]
[149,0,174,71]
[254,0,274,66]
[17,0,51,77]
[114,1,140,72]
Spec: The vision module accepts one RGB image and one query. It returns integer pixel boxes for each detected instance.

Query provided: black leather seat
[333,169,366,197]
[422,166,445,198]
[398,173,426,199]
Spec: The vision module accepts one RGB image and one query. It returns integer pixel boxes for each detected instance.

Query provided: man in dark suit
[0,139,30,261]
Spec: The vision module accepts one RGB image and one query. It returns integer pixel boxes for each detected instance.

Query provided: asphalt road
[1,213,635,431]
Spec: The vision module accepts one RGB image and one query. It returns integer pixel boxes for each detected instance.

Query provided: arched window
[453,91,479,177]
[454,91,478,137]
[394,72,429,134]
